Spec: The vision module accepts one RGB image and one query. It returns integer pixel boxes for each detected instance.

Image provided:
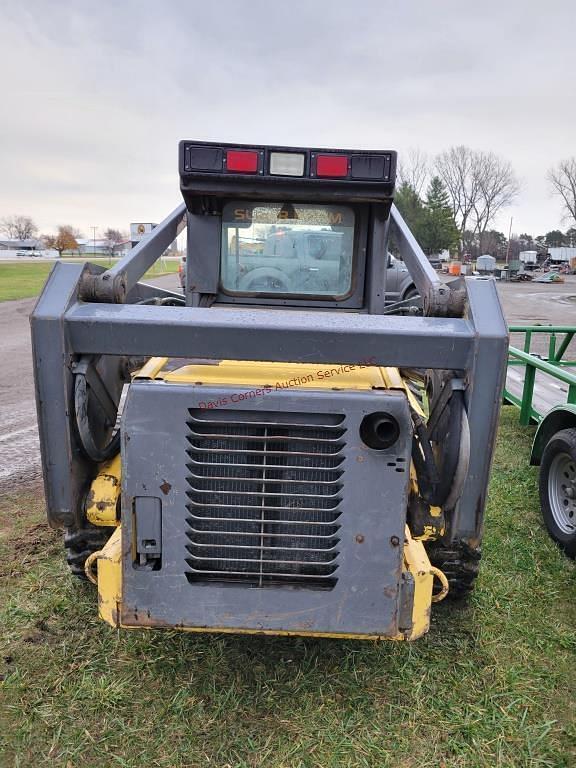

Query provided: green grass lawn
[0,259,179,302]
[1,408,575,767]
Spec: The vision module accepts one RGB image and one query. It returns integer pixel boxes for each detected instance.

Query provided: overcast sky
[0,0,574,238]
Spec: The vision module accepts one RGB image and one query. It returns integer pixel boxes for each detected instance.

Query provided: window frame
[216,200,368,310]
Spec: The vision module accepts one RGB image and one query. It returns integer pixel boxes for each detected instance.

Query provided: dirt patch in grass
[1,410,575,767]
[0,481,59,577]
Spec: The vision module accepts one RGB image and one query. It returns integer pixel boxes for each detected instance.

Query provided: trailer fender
[531,404,576,465]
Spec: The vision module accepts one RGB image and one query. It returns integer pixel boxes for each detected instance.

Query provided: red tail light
[316,154,349,178]
[226,150,259,173]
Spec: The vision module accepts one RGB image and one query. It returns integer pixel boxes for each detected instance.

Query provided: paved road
[0,273,178,493]
[0,297,41,490]
[0,273,574,491]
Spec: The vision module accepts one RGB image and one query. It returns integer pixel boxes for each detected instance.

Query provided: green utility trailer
[504,325,576,557]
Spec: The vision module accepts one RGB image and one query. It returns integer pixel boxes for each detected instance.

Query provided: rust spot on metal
[355,534,365,544]
[121,605,172,628]
[159,480,171,495]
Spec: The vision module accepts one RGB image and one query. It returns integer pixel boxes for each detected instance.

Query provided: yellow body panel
[136,358,423,413]
[136,356,169,379]
[96,526,122,626]
[402,529,434,637]
[86,453,121,527]
[161,358,389,390]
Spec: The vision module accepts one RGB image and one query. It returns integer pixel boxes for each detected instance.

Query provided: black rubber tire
[64,525,115,580]
[427,541,481,600]
[538,428,576,558]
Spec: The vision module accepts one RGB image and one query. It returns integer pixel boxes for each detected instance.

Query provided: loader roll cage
[31,141,507,560]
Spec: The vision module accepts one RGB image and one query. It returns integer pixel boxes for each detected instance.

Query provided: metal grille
[185,409,345,588]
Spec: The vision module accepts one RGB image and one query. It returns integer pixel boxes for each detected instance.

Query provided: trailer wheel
[539,428,576,558]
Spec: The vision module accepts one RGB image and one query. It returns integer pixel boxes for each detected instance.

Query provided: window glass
[221,202,355,297]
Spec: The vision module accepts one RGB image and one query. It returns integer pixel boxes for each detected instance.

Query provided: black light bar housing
[179,140,397,212]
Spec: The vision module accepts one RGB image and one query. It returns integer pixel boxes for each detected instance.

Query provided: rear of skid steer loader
[31,141,508,640]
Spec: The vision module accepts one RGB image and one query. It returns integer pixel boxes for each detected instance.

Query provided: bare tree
[397,149,429,197]
[0,215,38,240]
[472,152,519,252]
[435,146,482,251]
[436,146,518,254]
[548,158,576,227]
[104,227,127,256]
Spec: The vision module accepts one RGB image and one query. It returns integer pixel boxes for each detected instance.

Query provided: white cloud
[0,0,574,236]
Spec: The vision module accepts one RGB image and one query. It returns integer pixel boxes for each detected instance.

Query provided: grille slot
[185,409,345,589]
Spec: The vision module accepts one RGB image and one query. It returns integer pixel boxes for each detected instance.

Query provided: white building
[76,238,111,256]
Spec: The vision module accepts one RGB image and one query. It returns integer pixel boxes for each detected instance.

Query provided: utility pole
[505,217,513,264]
[91,226,97,258]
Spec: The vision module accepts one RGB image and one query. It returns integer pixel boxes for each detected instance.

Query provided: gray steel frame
[31,199,507,555]
[185,204,371,310]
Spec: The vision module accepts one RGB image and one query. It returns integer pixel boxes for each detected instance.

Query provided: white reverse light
[269,152,305,177]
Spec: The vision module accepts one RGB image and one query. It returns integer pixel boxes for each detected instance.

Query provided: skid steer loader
[31,141,507,640]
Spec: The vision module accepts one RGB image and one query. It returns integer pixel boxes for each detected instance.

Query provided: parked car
[385,254,421,309]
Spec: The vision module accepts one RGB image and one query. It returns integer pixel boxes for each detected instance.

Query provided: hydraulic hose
[74,370,120,463]
[443,405,471,511]
[411,390,467,508]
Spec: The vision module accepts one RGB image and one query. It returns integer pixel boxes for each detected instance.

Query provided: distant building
[76,238,110,256]
[130,222,157,247]
[129,222,181,254]
[112,240,132,258]
[0,238,44,252]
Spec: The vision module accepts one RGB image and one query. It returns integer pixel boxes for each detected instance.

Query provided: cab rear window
[220,201,355,297]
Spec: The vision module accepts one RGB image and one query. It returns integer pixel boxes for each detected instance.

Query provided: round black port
[360,412,400,450]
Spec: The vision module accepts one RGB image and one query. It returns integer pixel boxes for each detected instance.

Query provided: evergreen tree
[420,176,459,253]
[544,230,565,247]
[394,182,426,244]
